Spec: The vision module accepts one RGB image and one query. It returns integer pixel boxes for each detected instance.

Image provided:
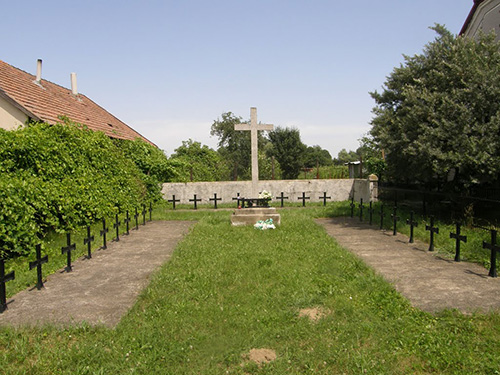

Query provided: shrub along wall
[0,120,172,258]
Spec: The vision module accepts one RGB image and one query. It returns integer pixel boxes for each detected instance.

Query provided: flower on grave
[254,218,276,230]
[258,190,272,200]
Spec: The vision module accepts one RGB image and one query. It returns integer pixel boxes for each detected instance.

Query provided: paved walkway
[0,221,194,328]
[317,217,500,314]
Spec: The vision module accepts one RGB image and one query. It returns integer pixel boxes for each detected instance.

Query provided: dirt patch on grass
[242,348,277,366]
[299,307,331,322]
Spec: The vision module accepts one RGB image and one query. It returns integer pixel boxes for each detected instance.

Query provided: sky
[1,0,474,158]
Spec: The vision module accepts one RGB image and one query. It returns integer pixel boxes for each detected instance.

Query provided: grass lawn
[1,206,500,374]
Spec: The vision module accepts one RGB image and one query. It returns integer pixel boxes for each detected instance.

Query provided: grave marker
[113,214,121,242]
[134,208,139,230]
[100,218,109,249]
[84,226,94,258]
[275,192,289,207]
[298,192,310,207]
[368,201,374,226]
[406,211,418,243]
[142,205,146,225]
[29,244,48,290]
[209,193,222,209]
[234,107,273,196]
[425,216,439,252]
[0,258,15,313]
[450,223,467,262]
[61,233,76,272]
[232,193,241,208]
[124,210,131,235]
[189,194,202,209]
[320,192,331,206]
[350,198,355,218]
[483,229,500,278]
[168,195,180,210]
[391,206,399,236]
[359,198,364,222]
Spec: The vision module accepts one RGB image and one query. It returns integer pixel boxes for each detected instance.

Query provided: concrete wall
[0,96,27,130]
[162,178,378,206]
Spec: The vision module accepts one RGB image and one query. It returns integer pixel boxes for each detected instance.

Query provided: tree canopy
[267,126,306,179]
[369,25,500,190]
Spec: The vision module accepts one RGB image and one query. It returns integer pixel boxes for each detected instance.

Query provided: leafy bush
[0,120,168,257]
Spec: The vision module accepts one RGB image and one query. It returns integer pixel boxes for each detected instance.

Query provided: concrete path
[317,217,500,314]
[0,221,194,328]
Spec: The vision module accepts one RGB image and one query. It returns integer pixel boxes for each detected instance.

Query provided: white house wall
[0,96,27,130]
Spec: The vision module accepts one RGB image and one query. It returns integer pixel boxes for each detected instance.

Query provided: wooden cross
[276,192,289,207]
[483,229,499,278]
[113,213,121,242]
[61,233,76,272]
[298,192,310,207]
[29,244,48,290]
[209,193,222,209]
[234,107,273,196]
[450,223,467,262]
[425,216,439,252]
[168,195,181,210]
[84,225,94,258]
[406,211,418,243]
[100,218,109,249]
[0,258,15,312]
[319,192,331,207]
[189,194,202,209]
[391,206,400,236]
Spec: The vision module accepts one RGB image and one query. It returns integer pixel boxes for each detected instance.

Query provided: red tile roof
[460,0,486,35]
[0,60,155,146]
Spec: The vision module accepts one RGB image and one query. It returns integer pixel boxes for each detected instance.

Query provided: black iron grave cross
[275,192,289,208]
[101,218,109,249]
[0,258,15,313]
[359,199,364,222]
[232,193,241,208]
[350,198,355,218]
[61,233,76,272]
[168,195,181,210]
[368,201,374,226]
[450,223,467,262]
[391,206,400,236]
[319,192,331,206]
[113,213,121,242]
[84,225,94,258]
[134,208,139,230]
[406,211,418,243]
[379,204,386,230]
[483,229,500,278]
[425,216,439,252]
[29,244,48,290]
[189,194,202,209]
[142,205,146,225]
[209,193,222,209]
[298,192,310,207]
[123,210,131,235]
[149,202,153,221]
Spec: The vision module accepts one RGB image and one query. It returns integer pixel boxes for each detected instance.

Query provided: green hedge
[0,120,171,257]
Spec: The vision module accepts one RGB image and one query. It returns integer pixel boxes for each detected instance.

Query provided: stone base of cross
[234,107,273,197]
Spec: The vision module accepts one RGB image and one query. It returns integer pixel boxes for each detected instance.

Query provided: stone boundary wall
[162,178,378,205]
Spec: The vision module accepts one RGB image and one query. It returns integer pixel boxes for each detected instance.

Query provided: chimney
[70,72,78,95]
[35,59,42,83]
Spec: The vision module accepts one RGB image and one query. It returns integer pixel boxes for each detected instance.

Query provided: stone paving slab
[317,217,500,314]
[0,221,194,328]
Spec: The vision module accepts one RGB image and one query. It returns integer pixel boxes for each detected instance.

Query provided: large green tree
[267,126,306,179]
[303,145,333,168]
[370,25,500,190]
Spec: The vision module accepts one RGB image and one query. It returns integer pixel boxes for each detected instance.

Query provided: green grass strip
[1,208,499,374]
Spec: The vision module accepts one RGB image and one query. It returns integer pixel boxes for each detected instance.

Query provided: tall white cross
[234,107,273,196]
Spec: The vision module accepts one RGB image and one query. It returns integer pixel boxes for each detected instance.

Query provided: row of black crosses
[167,192,333,209]
[349,198,500,279]
[0,203,154,313]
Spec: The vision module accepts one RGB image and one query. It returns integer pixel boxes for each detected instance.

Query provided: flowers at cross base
[254,218,276,230]
[258,190,272,200]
